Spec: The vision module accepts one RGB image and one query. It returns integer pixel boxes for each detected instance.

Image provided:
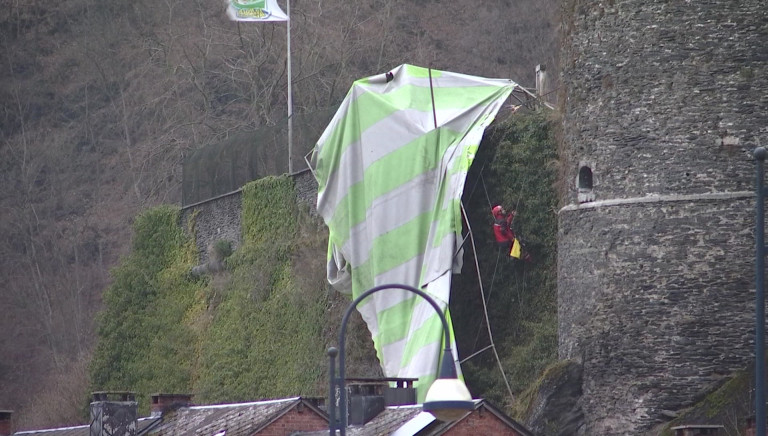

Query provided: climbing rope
[469,246,500,353]
[478,166,493,208]
[465,162,487,205]
[466,163,509,356]
[459,201,515,402]
[454,149,529,404]
[464,164,499,352]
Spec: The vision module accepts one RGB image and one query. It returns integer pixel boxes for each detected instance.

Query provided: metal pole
[327,347,338,435]
[286,0,293,174]
[756,146,766,436]
[332,284,453,436]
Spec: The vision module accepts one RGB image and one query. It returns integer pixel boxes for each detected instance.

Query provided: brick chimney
[745,416,756,436]
[90,392,137,436]
[0,410,12,436]
[150,393,193,417]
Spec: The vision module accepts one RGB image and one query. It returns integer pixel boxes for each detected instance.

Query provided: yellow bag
[509,238,521,259]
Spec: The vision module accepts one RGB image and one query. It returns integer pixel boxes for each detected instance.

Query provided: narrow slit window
[578,165,594,203]
[578,166,593,190]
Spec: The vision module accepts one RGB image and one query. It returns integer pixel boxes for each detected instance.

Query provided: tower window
[578,165,594,203]
[578,166,593,190]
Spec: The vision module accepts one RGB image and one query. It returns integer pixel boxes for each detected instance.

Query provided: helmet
[492,205,503,216]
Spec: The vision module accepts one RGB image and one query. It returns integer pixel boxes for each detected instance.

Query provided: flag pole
[286,0,293,174]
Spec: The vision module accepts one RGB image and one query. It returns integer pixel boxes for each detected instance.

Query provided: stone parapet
[181,170,318,264]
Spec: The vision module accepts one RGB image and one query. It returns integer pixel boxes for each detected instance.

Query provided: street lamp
[327,283,474,435]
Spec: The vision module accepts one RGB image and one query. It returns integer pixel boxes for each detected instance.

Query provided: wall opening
[578,165,595,203]
[578,166,593,190]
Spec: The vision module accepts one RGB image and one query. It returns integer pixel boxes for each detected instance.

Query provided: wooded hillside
[0,0,559,429]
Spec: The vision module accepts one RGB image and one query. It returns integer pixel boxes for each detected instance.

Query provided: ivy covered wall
[89,177,349,412]
[90,205,205,402]
[454,112,559,407]
[195,176,330,402]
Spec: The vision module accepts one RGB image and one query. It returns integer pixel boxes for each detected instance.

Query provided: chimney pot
[90,391,137,436]
[345,378,417,426]
[745,416,756,436]
[0,410,12,436]
[150,393,194,417]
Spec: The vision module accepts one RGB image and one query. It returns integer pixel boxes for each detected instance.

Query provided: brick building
[2,390,532,436]
[4,393,328,436]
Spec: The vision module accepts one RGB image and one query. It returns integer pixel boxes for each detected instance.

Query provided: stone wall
[559,0,768,433]
[181,169,318,263]
[559,196,755,432]
[561,0,767,201]
[182,190,242,264]
[293,169,321,216]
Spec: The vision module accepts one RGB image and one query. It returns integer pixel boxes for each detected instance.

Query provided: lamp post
[327,283,474,435]
[755,147,767,436]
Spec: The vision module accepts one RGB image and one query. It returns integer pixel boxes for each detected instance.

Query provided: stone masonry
[181,169,318,264]
[559,0,768,433]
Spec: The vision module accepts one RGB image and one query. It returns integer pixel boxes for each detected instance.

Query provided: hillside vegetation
[89,177,372,410]
[89,113,559,421]
[0,0,560,429]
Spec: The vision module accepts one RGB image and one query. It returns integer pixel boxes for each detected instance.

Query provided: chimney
[0,410,12,436]
[385,378,417,406]
[150,393,193,417]
[745,416,756,436]
[346,378,416,426]
[90,392,138,436]
[671,424,725,436]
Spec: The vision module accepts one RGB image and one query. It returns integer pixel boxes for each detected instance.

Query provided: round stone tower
[559,0,768,433]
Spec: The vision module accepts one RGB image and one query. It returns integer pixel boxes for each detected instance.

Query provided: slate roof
[12,396,534,436]
[13,417,160,436]
[12,398,327,436]
[426,400,535,436]
[299,399,535,436]
[296,405,429,436]
[346,405,424,436]
[143,397,327,436]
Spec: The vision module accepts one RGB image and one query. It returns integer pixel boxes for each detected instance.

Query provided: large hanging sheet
[312,64,515,400]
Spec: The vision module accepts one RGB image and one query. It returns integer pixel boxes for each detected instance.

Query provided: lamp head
[422,378,474,421]
[422,349,474,421]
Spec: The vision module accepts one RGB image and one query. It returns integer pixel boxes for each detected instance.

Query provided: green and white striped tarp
[312,64,515,400]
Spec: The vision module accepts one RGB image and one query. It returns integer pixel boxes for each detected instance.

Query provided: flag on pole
[225,0,292,171]
[227,0,288,22]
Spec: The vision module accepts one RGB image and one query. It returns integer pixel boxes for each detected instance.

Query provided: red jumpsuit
[492,205,516,250]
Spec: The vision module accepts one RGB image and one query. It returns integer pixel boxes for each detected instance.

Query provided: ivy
[195,175,329,402]
[453,112,559,407]
[89,205,205,413]
[89,179,330,408]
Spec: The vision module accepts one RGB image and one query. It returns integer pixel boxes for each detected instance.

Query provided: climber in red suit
[492,205,515,247]
[491,204,531,261]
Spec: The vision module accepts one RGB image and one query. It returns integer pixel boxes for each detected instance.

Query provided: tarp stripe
[317,89,506,200]
[326,128,457,244]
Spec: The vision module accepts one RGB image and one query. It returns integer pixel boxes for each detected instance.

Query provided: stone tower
[558,0,768,433]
